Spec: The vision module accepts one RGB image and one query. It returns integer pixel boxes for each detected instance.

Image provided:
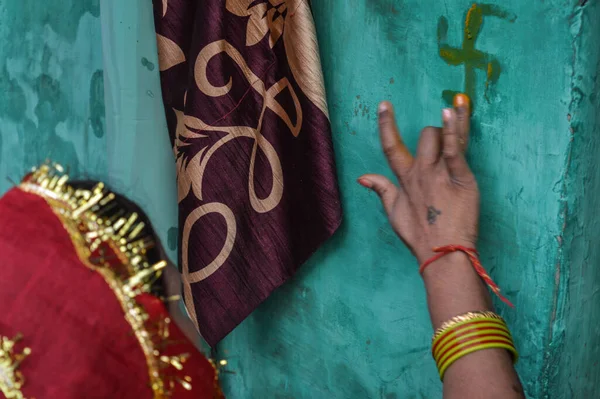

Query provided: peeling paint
[545,0,600,397]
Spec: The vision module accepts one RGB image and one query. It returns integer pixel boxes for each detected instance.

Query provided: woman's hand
[358,94,479,265]
[360,95,525,398]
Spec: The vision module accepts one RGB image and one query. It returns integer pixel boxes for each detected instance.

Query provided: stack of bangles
[432,311,519,380]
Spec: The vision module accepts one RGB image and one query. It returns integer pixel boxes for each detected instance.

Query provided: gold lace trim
[0,334,30,399]
[18,163,193,398]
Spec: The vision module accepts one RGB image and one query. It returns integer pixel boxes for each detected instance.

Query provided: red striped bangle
[432,319,509,354]
[436,333,514,365]
[431,311,518,380]
[433,324,512,359]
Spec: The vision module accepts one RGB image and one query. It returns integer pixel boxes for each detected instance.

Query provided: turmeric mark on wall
[437,3,516,108]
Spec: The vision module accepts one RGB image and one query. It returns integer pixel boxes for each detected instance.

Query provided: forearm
[422,253,524,399]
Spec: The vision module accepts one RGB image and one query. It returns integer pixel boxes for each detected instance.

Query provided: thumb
[358,174,399,214]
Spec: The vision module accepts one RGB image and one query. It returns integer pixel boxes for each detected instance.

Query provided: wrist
[421,252,493,329]
[415,237,478,266]
[421,251,477,284]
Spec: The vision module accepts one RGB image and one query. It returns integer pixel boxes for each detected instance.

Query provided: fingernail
[357,178,373,188]
[378,102,390,116]
[453,94,471,112]
[442,108,451,121]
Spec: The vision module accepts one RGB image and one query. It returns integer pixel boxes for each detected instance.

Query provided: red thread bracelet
[419,245,514,308]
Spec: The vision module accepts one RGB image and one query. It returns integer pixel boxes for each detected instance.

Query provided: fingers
[378,102,413,180]
[453,93,471,152]
[441,108,461,158]
[358,174,399,215]
[442,105,472,181]
[416,126,442,165]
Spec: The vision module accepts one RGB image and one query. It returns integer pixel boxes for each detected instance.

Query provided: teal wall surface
[0,0,179,261]
[550,2,600,398]
[99,0,179,261]
[0,0,105,191]
[0,1,598,398]
[218,1,600,398]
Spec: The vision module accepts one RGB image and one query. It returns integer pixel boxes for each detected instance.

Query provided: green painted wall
[550,2,600,398]
[0,1,598,398]
[218,1,600,398]
[0,0,179,261]
[99,0,179,261]
[0,0,105,191]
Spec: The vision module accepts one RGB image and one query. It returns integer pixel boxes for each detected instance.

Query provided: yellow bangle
[432,311,518,381]
[432,311,503,342]
[433,314,505,346]
[437,335,515,367]
[433,321,511,359]
[439,342,519,380]
[434,326,513,361]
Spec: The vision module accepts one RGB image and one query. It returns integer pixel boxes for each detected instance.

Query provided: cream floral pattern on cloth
[158,0,328,112]
[226,0,287,48]
[156,34,185,71]
[179,37,304,328]
[154,0,341,345]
